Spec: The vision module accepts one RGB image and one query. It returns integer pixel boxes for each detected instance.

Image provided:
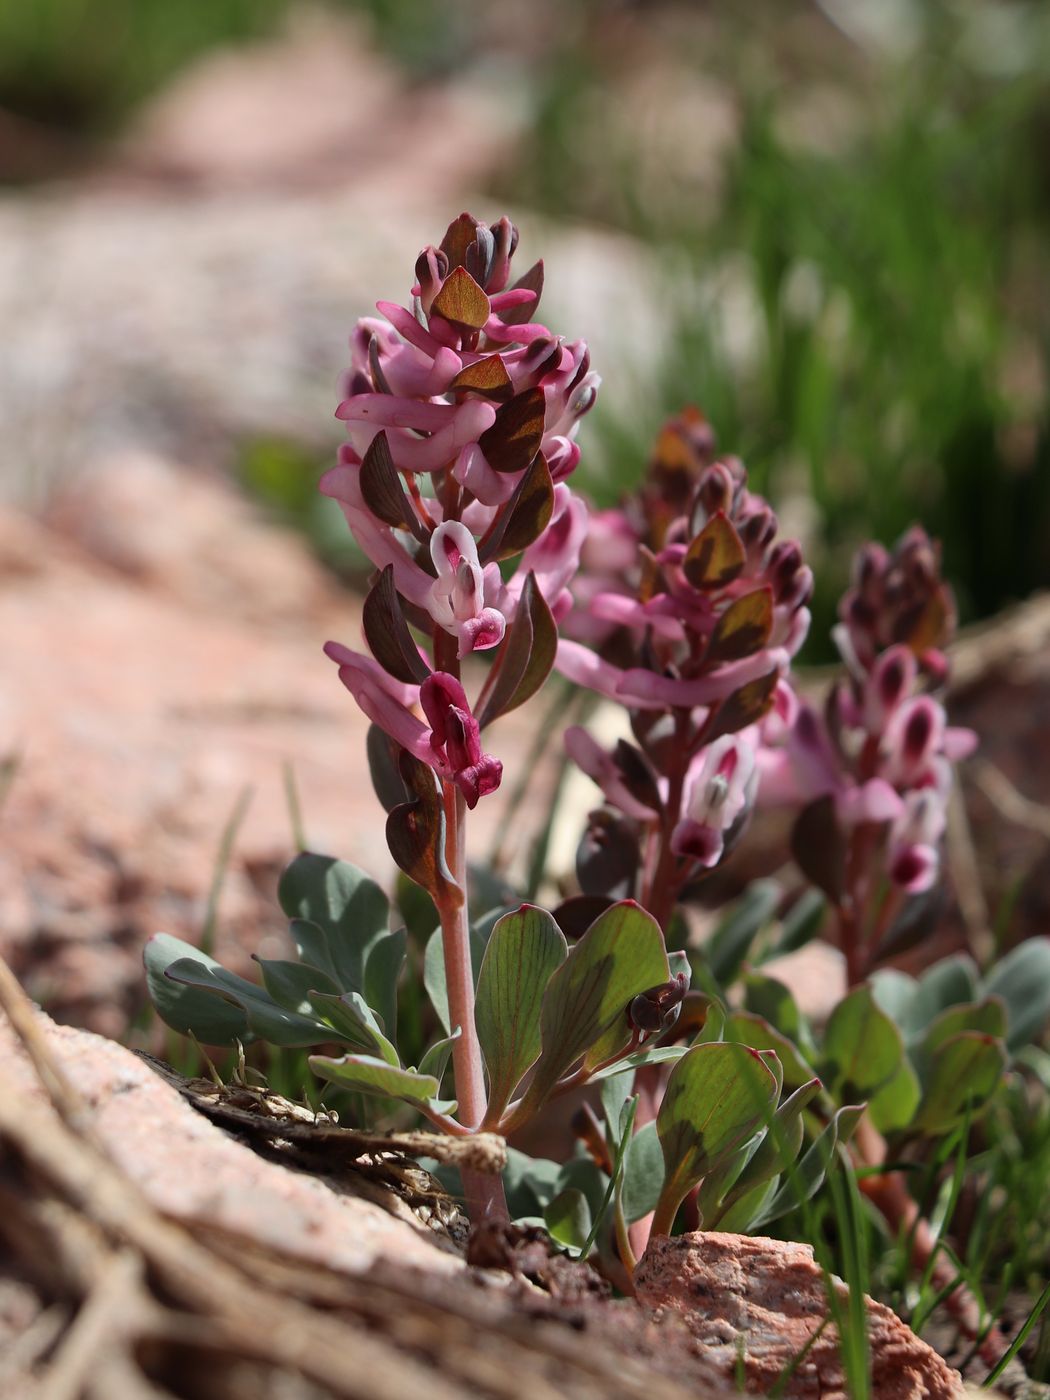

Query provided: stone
[3,1009,463,1279]
[635,1231,965,1399]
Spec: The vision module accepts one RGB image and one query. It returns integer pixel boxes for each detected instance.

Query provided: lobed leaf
[307,989,399,1064]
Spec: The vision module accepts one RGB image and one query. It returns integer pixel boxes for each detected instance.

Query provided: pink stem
[437,783,509,1222]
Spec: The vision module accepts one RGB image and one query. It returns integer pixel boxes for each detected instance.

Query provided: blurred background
[4,0,1050,636]
[2,0,1050,1033]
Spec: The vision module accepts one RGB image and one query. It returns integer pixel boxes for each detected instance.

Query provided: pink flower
[428,522,506,658]
[420,673,503,808]
[324,643,502,809]
[671,735,759,867]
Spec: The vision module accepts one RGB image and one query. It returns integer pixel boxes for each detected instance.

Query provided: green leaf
[654,1042,780,1234]
[363,927,407,1043]
[144,934,249,1044]
[912,1033,1008,1135]
[724,1011,818,1091]
[307,990,400,1065]
[868,1058,924,1136]
[919,997,1007,1061]
[474,905,567,1118]
[870,968,919,1028]
[772,889,827,957]
[502,1148,563,1219]
[418,1026,461,1083]
[308,1053,442,1106]
[423,921,490,1036]
[277,853,390,995]
[755,1103,865,1227]
[543,1187,592,1255]
[910,955,980,1035]
[704,880,781,985]
[163,957,329,1047]
[743,972,804,1043]
[520,902,670,1116]
[867,1057,922,1133]
[820,985,903,1099]
[587,1046,689,1083]
[254,956,341,1014]
[702,1078,825,1231]
[984,938,1050,1052]
[621,1120,665,1224]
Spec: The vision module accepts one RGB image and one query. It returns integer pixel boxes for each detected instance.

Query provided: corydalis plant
[560,412,812,930]
[762,528,976,985]
[145,215,710,1232]
[320,212,596,1212]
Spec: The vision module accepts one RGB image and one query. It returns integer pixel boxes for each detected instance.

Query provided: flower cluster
[762,527,975,910]
[560,413,812,918]
[322,213,597,809]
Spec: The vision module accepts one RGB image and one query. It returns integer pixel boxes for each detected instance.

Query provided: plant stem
[438,782,509,1223]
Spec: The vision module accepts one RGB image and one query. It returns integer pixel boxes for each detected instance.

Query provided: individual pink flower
[671,735,759,867]
[324,644,501,809]
[428,522,506,658]
[420,673,503,808]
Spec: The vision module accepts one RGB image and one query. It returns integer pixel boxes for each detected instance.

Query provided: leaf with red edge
[430,266,491,331]
[362,565,431,686]
[478,388,546,475]
[478,454,554,564]
[654,1042,780,1235]
[385,751,456,901]
[707,588,774,664]
[450,354,513,401]
[518,901,670,1118]
[683,512,746,590]
[499,259,544,326]
[476,572,557,727]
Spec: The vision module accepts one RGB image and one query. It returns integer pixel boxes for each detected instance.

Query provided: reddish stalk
[436,783,509,1222]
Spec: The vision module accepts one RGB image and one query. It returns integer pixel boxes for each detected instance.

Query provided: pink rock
[4,1010,463,1279]
[635,1232,964,1399]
